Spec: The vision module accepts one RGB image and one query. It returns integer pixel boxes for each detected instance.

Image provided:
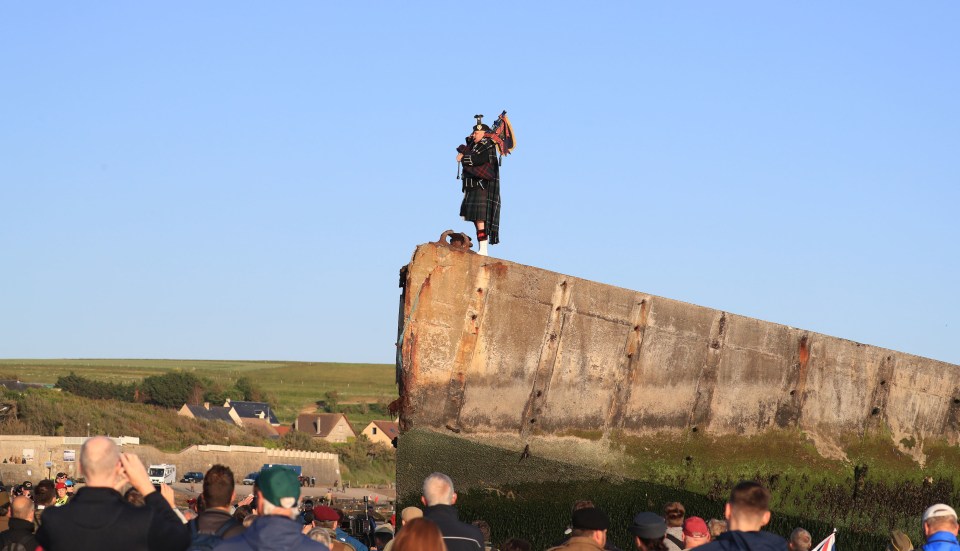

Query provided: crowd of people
[1,436,958,550]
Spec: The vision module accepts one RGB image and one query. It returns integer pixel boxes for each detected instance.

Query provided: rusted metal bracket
[436,230,474,252]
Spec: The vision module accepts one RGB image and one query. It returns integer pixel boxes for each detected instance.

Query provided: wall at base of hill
[0,435,340,484]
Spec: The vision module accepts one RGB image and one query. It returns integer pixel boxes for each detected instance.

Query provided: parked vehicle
[180,471,204,483]
[261,464,302,476]
[148,464,177,485]
[242,472,259,485]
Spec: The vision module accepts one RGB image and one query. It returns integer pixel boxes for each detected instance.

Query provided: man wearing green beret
[215,466,329,551]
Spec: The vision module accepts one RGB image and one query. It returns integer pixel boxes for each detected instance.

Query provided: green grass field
[0,359,397,427]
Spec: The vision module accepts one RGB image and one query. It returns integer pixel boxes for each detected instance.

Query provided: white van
[148,464,177,485]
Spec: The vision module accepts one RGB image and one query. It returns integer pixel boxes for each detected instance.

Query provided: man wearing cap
[372,524,393,551]
[547,507,610,551]
[310,505,357,551]
[53,481,70,506]
[382,507,423,551]
[215,466,328,551]
[456,116,501,257]
[0,496,40,551]
[920,503,960,551]
[696,481,787,551]
[421,472,485,551]
[628,512,668,551]
[683,517,712,549]
[36,435,190,551]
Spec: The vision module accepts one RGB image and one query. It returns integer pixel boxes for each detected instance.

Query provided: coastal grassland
[0,359,397,427]
[0,386,264,451]
[0,385,397,484]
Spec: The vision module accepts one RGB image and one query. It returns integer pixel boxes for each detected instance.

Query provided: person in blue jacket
[215,466,328,551]
[920,503,960,551]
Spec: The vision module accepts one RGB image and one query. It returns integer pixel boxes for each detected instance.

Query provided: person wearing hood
[214,466,328,551]
[696,481,788,551]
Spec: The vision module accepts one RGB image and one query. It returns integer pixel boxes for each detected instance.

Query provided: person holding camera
[36,436,190,551]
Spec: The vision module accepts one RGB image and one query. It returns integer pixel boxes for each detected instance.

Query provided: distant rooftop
[184,404,237,424]
[224,399,280,425]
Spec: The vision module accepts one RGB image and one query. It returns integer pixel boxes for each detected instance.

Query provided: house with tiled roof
[224,399,280,426]
[177,402,243,426]
[361,420,399,447]
[294,412,356,443]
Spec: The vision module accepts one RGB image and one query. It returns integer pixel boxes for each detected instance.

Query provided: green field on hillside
[0,359,397,426]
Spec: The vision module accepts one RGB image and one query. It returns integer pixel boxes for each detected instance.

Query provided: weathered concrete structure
[396,242,960,494]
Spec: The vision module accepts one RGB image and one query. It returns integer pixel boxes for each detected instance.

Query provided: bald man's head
[81,436,121,486]
[11,496,34,521]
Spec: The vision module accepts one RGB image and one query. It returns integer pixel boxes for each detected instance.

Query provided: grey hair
[261,497,298,519]
[307,527,334,546]
[422,472,456,506]
[789,528,812,551]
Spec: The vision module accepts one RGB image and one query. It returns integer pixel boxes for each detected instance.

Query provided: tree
[323,391,339,413]
[139,372,203,408]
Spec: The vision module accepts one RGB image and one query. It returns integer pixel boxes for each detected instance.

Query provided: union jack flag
[812,529,837,551]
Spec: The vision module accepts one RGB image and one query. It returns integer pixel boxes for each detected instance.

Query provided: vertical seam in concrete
[604,296,649,436]
[442,265,492,431]
[688,311,727,430]
[519,279,572,439]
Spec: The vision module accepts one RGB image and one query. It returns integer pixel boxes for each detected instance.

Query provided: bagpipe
[486,110,516,160]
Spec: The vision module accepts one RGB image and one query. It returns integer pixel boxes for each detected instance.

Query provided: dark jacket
[196,508,245,540]
[0,517,39,551]
[553,532,622,551]
[214,515,328,551]
[921,531,960,551]
[697,530,788,551]
[36,486,190,551]
[423,505,484,551]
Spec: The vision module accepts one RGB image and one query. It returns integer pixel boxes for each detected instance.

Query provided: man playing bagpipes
[456,112,515,256]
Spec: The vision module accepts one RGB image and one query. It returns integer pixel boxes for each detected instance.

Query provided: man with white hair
[36,435,189,551]
[920,503,959,551]
[420,472,484,551]
[214,466,328,550]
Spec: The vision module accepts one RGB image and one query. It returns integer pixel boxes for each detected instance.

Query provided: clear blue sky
[2,3,957,365]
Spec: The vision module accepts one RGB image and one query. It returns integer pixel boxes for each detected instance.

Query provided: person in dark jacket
[919,503,960,551]
[193,465,245,541]
[546,508,611,551]
[420,472,484,551]
[36,436,190,551]
[213,466,328,551]
[696,481,788,551]
[0,496,39,550]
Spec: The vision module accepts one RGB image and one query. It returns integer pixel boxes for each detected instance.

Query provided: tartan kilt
[460,178,501,245]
